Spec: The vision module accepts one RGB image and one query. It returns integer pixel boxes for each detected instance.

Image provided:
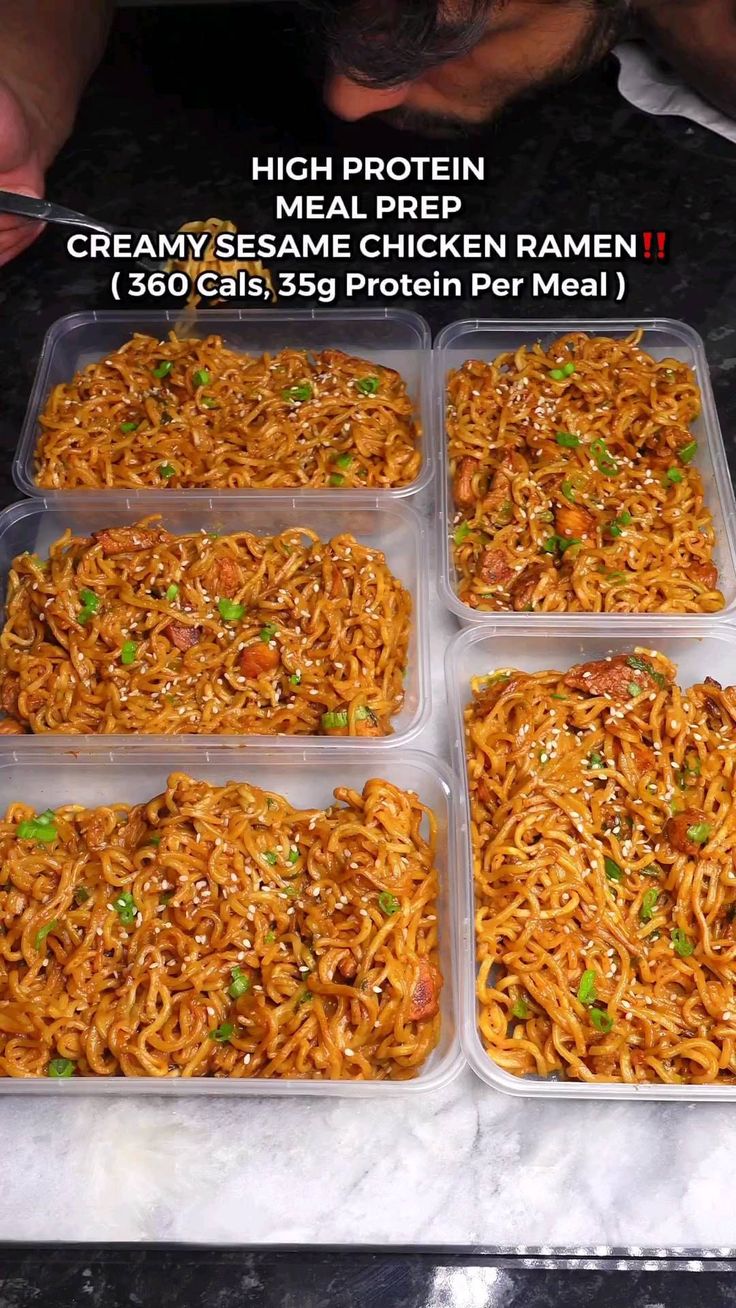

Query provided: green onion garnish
[282,384,313,403]
[329,474,345,486]
[561,479,576,500]
[679,440,697,464]
[287,849,299,864]
[77,587,101,624]
[112,891,137,926]
[628,682,641,697]
[217,598,245,622]
[588,752,605,769]
[640,889,659,923]
[193,369,211,387]
[265,930,276,945]
[120,641,138,666]
[555,432,580,448]
[604,857,624,882]
[263,851,278,865]
[686,821,710,845]
[378,891,400,915]
[120,421,139,433]
[228,967,251,1000]
[577,969,597,1005]
[159,463,175,479]
[152,361,173,379]
[201,397,218,409]
[356,376,380,395]
[321,709,348,730]
[74,886,90,905]
[209,1022,234,1043]
[259,624,277,642]
[590,1008,613,1033]
[165,584,179,601]
[666,468,684,484]
[549,362,576,381]
[511,998,529,1020]
[591,438,619,477]
[672,928,694,957]
[48,1058,75,1078]
[334,453,353,470]
[626,656,666,689]
[453,522,471,544]
[34,919,58,950]
[17,812,58,843]
[290,672,301,686]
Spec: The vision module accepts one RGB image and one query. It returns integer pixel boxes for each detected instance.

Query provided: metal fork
[0,191,166,271]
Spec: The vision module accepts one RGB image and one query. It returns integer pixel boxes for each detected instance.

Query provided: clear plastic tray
[446,619,736,1101]
[0,495,430,748]
[13,307,433,502]
[0,745,464,1096]
[434,317,736,626]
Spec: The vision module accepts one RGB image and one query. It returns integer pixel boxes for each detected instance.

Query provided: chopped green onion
[193,369,211,387]
[265,930,276,945]
[590,1008,613,1033]
[79,588,100,612]
[284,883,299,899]
[17,815,58,843]
[152,361,173,379]
[551,693,567,702]
[228,967,251,1000]
[34,919,58,950]
[666,468,684,484]
[561,479,576,501]
[626,655,666,689]
[201,397,218,409]
[356,376,380,395]
[74,886,90,905]
[679,440,697,464]
[263,851,278,865]
[378,891,400,916]
[120,641,138,666]
[297,990,313,1005]
[588,751,605,769]
[550,363,576,381]
[543,534,581,555]
[640,889,660,923]
[511,998,529,1020]
[591,438,619,477]
[48,1058,75,1078]
[577,969,597,1005]
[165,584,179,601]
[287,848,300,864]
[321,709,348,730]
[607,510,632,538]
[159,463,176,479]
[259,624,277,642]
[159,891,173,906]
[556,432,580,448]
[604,857,624,882]
[290,672,302,686]
[209,1022,234,1043]
[120,421,139,433]
[643,863,662,877]
[453,521,471,544]
[147,834,161,847]
[628,682,641,697]
[112,891,137,927]
[334,453,353,470]
[329,473,345,486]
[686,821,711,845]
[282,383,313,403]
[217,598,245,622]
[672,928,694,957]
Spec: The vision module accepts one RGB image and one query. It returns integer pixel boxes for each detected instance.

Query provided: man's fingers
[0,216,43,266]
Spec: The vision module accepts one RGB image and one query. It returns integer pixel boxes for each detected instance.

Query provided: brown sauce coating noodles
[34,335,421,491]
[448,331,722,613]
[0,774,442,1080]
[468,652,736,1084]
[0,520,409,737]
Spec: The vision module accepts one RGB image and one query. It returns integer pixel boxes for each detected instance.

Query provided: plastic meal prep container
[0,495,430,748]
[434,317,736,626]
[13,307,433,502]
[446,619,736,1101]
[0,745,464,1096]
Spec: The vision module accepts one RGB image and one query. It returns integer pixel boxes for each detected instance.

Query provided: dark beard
[374,1,630,137]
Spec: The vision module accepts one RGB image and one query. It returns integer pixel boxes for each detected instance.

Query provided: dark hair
[316,0,494,87]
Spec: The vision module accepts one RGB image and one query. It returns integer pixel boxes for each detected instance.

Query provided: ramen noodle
[166,216,275,311]
[34,335,421,490]
[0,773,442,1079]
[0,520,410,737]
[467,651,736,1084]
[448,331,722,613]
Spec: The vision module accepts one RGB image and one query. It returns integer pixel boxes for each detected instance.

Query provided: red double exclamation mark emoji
[642,232,668,261]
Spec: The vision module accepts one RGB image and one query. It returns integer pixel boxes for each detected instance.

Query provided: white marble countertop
[1,543,735,1250]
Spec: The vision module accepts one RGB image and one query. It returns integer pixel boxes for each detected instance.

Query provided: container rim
[0,744,466,1096]
[434,315,736,626]
[445,619,736,1101]
[13,306,434,502]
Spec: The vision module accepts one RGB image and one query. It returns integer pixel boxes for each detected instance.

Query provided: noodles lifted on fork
[467,651,736,1084]
[448,330,722,613]
[0,773,442,1080]
[34,334,422,491]
[0,519,410,737]
[166,216,275,309]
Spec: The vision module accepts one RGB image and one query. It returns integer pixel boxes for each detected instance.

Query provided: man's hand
[0,80,45,266]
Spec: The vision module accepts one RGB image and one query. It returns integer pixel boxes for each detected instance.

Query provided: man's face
[324,0,627,135]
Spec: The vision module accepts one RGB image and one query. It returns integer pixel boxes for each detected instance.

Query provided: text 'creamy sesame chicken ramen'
[34,334,421,491]
[166,217,275,310]
[0,774,442,1080]
[467,650,736,1085]
[448,331,722,613]
[0,521,410,737]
